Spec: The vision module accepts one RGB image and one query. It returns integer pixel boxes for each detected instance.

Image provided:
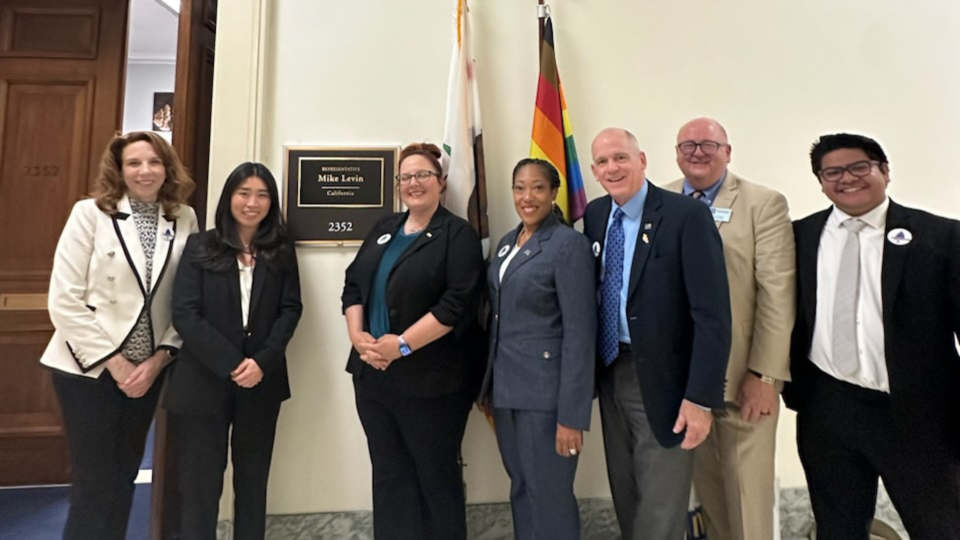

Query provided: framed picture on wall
[283,146,400,246]
[152,92,174,132]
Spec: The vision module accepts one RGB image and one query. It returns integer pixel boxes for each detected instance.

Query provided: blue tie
[599,208,625,366]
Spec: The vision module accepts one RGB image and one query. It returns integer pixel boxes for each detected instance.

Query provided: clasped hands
[231,358,264,388]
[352,331,402,370]
[108,351,263,395]
[106,351,166,398]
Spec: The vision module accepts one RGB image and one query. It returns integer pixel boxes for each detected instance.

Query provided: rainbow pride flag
[530,13,586,223]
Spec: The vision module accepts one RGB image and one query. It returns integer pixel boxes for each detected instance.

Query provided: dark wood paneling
[3,8,99,58]
[0,329,67,485]
[0,81,90,277]
[0,0,127,487]
[202,0,216,29]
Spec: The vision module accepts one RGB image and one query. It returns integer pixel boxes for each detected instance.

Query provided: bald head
[678,117,728,143]
[593,128,641,155]
[675,117,732,189]
[591,127,648,206]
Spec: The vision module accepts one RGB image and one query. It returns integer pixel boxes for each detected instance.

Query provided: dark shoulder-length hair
[92,131,195,217]
[199,162,295,272]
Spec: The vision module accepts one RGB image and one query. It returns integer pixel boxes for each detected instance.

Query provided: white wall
[122,62,176,142]
[208,0,960,515]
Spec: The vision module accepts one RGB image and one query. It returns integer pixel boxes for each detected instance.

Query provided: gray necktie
[832,218,867,376]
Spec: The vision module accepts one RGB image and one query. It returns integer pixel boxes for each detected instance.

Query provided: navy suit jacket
[784,200,960,454]
[583,182,731,447]
[479,214,597,430]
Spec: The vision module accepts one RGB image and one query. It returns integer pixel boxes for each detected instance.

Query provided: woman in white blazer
[40,131,198,540]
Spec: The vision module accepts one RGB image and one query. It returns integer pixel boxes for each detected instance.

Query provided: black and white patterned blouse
[121,200,159,363]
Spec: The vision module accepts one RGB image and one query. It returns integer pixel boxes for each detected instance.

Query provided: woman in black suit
[341,143,485,540]
[164,162,302,540]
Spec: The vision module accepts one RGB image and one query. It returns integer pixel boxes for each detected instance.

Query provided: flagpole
[537,0,547,43]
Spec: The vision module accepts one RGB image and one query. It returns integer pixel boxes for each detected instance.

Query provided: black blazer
[784,200,960,453]
[583,182,731,448]
[164,230,303,415]
[341,206,485,399]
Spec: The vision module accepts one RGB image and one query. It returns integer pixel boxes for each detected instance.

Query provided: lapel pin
[107,251,116,257]
[886,228,912,246]
[524,249,531,256]
[426,232,432,238]
[161,228,175,241]
[592,241,601,258]
[644,223,652,230]
[497,245,510,258]
[377,233,392,245]
[642,233,650,244]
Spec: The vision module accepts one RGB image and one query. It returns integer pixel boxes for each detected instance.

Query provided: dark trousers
[797,370,960,540]
[493,408,581,540]
[173,394,282,540]
[52,369,162,540]
[354,375,473,540]
[597,352,694,540]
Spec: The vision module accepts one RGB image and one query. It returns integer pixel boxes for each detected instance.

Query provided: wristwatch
[397,335,412,357]
[750,370,776,385]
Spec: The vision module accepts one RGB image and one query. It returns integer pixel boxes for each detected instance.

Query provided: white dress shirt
[811,197,889,392]
[239,261,254,329]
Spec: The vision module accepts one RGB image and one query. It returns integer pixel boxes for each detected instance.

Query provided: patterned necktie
[599,208,625,366]
[832,218,867,376]
[691,190,709,205]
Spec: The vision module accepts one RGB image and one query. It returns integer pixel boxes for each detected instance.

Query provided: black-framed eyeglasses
[676,140,727,156]
[395,170,438,183]
[817,160,880,183]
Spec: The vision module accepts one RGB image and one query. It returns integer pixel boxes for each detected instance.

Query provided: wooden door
[172,0,215,227]
[0,0,128,486]
[153,0,216,537]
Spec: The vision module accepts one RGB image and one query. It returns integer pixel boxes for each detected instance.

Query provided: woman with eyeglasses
[40,131,197,540]
[478,158,596,540]
[164,162,302,540]
[341,143,485,540]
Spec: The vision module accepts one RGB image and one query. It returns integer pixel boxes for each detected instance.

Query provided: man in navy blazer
[785,133,960,539]
[583,128,731,540]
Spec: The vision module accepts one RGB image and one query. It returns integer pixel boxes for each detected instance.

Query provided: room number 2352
[328,222,353,233]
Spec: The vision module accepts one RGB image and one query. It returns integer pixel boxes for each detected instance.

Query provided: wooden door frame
[150,0,216,538]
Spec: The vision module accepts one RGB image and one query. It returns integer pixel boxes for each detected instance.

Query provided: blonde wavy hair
[92,131,195,216]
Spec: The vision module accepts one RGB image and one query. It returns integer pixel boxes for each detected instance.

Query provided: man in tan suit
[665,118,795,540]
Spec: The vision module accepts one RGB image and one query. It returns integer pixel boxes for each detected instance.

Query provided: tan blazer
[665,172,795,402]
[40,196,198,378]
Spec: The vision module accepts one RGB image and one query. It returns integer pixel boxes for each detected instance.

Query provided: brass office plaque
[284,146,399,246]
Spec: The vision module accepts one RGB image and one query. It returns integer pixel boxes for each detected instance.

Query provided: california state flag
[441,0,489,256]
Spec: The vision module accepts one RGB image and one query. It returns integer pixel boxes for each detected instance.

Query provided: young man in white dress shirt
[785,133,960,540]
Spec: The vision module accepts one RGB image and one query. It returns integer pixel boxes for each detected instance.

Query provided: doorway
[0,0,215,537]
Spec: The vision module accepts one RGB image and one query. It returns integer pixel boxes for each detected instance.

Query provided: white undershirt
[239,261,254,328]
[811,198,889,392]
[499,244,522,283]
